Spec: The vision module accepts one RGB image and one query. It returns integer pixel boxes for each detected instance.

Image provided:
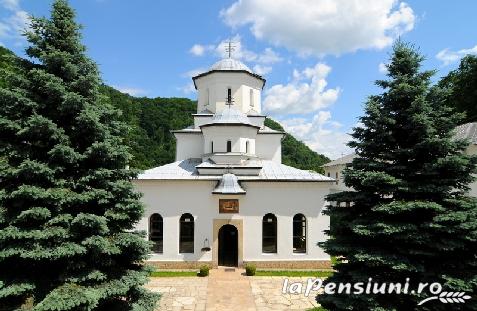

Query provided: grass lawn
[308,308,327,311]
[150,271,198,277]
[254,270,334,277]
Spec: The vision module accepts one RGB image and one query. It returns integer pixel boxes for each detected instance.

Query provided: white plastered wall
[134,180,331,263]
[195,72,263,114]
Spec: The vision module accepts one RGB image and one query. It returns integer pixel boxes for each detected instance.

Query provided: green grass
[150,271,198,277]
[308,307,328,311]
[254,270,334,277]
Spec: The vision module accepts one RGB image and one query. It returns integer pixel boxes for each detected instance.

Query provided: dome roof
[200,105,259,128]
[210,58,252,72]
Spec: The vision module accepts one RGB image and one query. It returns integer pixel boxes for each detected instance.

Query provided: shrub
[198,265,209,277]
[245,264,256,276]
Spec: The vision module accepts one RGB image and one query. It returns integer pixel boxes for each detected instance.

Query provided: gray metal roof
[200,106,258,128]
[137,159,333,182]
[323,153,357,167]
[210,58,252,72]
[454,122,477,144]
[212,174,246,194]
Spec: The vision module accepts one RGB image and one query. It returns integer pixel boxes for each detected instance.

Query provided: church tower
[173,54,285,182]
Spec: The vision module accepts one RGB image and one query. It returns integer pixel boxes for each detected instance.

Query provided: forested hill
[1,46,330,172]
[101,85,330,172]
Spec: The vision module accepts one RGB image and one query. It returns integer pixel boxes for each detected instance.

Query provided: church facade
[133,57,334,269]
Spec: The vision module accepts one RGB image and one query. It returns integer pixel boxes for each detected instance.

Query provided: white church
[133,56,335,269]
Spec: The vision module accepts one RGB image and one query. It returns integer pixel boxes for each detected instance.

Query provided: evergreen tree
[439,55,477,123]
[0,1,159,310]
[317,42,477,310]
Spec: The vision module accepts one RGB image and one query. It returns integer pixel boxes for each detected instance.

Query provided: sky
[1,0,477,159]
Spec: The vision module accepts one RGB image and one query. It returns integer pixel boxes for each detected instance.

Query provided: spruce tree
[0,1,159,310]
[317,42,477,310]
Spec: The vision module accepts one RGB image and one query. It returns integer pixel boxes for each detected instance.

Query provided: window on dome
[179,213,194,253]
[149,213,163,253]
[211,141,214,153]
[245,141,249,154]
[250,89,254,107]
[227,140,232,152]
[262,213,277,253]
[206,88,210,106]
[327,172,330,177]
[293,214,306,253]
[227,88,232,103]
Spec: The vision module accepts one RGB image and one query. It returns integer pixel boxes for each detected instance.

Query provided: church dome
[210,58,252,73]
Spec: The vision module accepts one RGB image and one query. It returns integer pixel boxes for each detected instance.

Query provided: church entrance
[218,224,238,267]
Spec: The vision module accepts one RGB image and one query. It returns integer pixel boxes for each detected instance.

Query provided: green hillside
[0,47,330,172]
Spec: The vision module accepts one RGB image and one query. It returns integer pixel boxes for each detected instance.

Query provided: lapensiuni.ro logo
[282,278,472,306]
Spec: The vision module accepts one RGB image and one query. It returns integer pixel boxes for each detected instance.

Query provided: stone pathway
[250,277,319,310]
[147,268,322,311]
[206,268,256,311]
[146,276,208,311]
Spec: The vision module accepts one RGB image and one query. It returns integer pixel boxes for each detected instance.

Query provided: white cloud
[263,63,340,114]
[178,68,207,94]
[1,0,19,11]
[186,36,282,80]
[178,82,196,94]
[436,45,477,66]
[255,47,282,64]
[279,111,353,159]
[189,44,214,56]
[0,0,30,44]
[221,0,415,56]
[252,64,272,75]
[189,35,282,65]
[113,86,148,97]
[378,62,388,74]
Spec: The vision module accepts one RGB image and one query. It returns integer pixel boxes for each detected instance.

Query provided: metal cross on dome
[225,39,236,58]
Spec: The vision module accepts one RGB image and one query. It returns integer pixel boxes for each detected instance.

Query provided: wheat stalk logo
[418,292,471,306]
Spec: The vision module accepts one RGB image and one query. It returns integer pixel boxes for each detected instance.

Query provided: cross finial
[225,39,235,58]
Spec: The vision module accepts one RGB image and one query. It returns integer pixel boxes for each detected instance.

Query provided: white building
[133,57,334,269]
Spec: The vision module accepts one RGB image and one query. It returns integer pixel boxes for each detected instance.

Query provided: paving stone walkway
[146,268,322,311]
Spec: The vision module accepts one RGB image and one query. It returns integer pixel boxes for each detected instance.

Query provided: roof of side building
[322,153,357,167]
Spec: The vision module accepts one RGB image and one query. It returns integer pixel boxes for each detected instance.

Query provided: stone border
[244,260,332,269]
[147,261,212,269]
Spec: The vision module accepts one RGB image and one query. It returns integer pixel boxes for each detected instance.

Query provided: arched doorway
[218,224,238,267]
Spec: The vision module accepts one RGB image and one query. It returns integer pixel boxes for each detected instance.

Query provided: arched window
[335,172,339,185]
[262,213,277,253]
[250,89,254,107]
[211,141,214,153]
[149,213,163,253]
[179,213,194,253]
[293,214,306,253]
[327,172,330,177]
[227,140,232,152]
[245,141,249,154]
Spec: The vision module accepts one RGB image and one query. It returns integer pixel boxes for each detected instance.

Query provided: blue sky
[1,0,477,159]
